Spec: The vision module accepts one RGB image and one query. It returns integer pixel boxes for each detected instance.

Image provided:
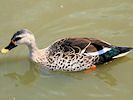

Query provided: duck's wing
[48,37,114,56]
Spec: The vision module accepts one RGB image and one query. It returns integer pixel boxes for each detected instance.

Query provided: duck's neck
[27,41,48,64]
[27,42,40,61]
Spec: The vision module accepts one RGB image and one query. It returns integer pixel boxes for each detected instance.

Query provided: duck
[1,29,133,72]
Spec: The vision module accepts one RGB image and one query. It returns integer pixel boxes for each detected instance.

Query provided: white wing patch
[82,47,111,56]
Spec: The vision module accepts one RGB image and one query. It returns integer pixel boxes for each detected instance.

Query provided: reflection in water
[1,56,132,88]
[95,65,117,86]
[62,56,132,86]
[0,57,40,87]
[94,57,132,86]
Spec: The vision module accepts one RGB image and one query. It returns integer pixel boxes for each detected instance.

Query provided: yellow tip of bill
[1,48,9,53]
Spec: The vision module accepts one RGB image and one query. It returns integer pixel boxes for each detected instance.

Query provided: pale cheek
[16,39,30,45]
[15,41,24,45]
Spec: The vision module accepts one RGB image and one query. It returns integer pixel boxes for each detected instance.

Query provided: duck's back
[44,37,132,71]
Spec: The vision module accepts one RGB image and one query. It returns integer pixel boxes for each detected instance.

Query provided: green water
[0,0,133,100]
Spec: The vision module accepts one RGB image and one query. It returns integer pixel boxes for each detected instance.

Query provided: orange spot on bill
[11,40,15,44]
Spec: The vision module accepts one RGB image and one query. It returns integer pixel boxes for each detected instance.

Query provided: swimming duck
[1,29,133,72]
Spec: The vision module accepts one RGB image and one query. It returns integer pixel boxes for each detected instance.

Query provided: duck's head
[1,29,35,53]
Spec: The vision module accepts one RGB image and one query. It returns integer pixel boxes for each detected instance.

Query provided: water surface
[0,0,133,100]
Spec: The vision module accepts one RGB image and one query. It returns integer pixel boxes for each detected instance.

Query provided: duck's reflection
[62,56,132,86]
[94,64,117,86]
[1,56,132,87]
[92,57,132,86]
[1,57,40,87]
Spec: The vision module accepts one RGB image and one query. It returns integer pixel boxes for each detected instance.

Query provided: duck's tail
[112,46,133,59]
[97,46,133,64]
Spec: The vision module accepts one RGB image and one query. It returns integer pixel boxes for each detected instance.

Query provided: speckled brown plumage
[44,37,113,71]
[2,29,133,72]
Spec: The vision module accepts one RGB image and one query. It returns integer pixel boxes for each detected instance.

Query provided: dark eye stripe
[14,37,22,41]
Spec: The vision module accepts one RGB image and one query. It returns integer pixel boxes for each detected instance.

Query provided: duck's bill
[1,48,9,53]
[1,41,17,53]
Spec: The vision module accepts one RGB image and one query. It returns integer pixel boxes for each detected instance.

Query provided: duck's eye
[14,37,22,41]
